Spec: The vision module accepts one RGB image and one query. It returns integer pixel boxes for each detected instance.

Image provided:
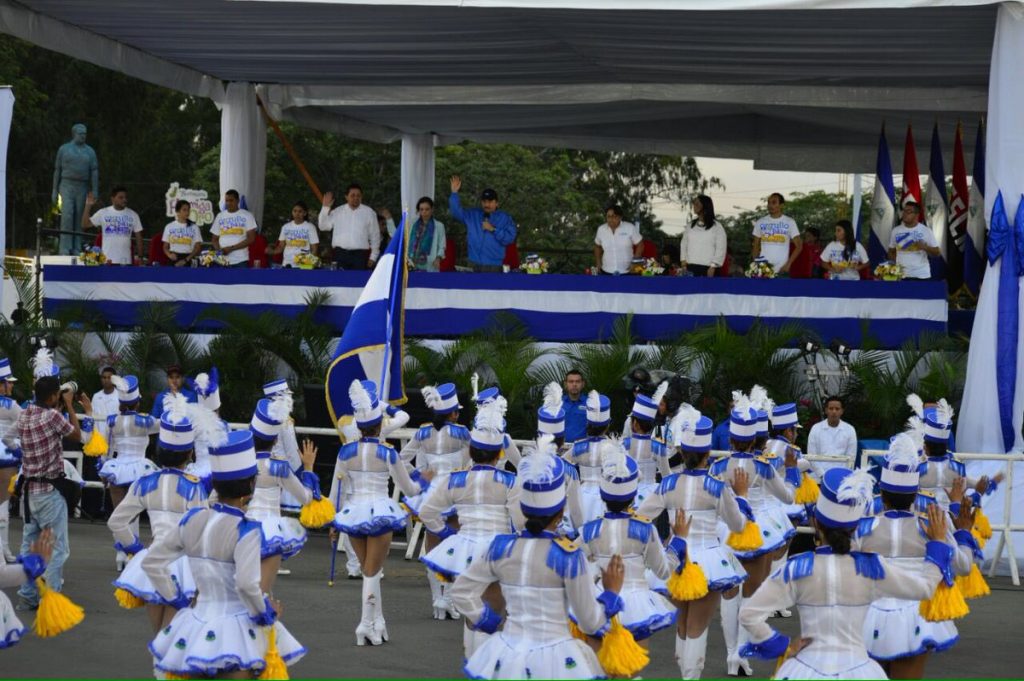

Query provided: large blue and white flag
[924,123,949,280]
[324,215,408,427]
[964,121,986,296]
[868,125,896,265]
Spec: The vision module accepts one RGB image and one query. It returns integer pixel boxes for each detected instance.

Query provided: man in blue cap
[449,175,517,272]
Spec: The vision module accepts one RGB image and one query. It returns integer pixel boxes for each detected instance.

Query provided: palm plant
[471,314,547,438]
[403,336,484,390]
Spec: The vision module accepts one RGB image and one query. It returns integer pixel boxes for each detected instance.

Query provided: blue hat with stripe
[208,430,257,481]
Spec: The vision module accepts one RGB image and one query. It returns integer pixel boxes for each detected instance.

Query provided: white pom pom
[542,382,563,412]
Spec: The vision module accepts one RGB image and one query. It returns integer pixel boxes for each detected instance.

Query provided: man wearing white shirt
[751,192,802,275]
[90,367,120,421]
[887,202,941,280]
[82,186,143,265]
[806,395,858,475]
[318,183,380,270]
[593,205,642,274]
[210,189,258,267]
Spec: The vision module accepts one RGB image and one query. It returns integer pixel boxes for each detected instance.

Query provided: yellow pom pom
[433,570,453,584]
[82,428,108,457]
[163,672,192,680]
[794,472,820,504]
[7,474,16,496]
[974,506,993,540]
[567,619,588,642]
[33,578,85,637]
[970,527,987,550]
[726,521,764,552]
[597,616,649,678]
[258,626,289,680]
[919,581,969,622]
[298,496,335,529]
[666,559,709,602]
[955,564,991,600]
[114,587,145,609]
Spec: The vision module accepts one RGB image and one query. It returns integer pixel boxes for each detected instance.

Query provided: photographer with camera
[4,374,91,609]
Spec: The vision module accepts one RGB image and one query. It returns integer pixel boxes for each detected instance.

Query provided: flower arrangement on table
[197,249,230,268]
[79,246,107,266]
[746,257,776,279]
[873,261,904,281]
[520,254,549,274]
[638,257,664,276]
[294,252,320,270]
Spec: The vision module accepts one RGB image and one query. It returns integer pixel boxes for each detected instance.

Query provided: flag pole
[377,210,408,399]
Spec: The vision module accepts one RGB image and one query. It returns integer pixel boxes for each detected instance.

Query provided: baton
[328,472,343,586]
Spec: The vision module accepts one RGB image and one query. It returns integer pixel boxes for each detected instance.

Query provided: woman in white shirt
[820,219,869,281]
[680,195,727,277]
[266,201,320,267]
[161,200,204,266]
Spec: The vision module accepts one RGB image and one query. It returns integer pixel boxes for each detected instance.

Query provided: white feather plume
[349,379,374,414]
[586,389,601,412]
[110,375,129,393]
[542,382,563,413]
[749,384,774,414]
[731,390,752,417]
[885,433,920,470]
[470,372,480,401]
[520,434,558,484]
[194,372,210,393]
[421,385,441,410]
[903,415,925,451]
[836,469,875,510]
[600,437,630,481]
[936,398,954,425]
[190,403,228,448]
[474,397,507,433]
[31,347,54,379]
[269,390,293,424]
[651,380,669,409]
[906,393,924,418]
[731,389,745,406]
[670,402,701,445]
[162,392,190,425]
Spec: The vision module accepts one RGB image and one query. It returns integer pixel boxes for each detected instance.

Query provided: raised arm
[107,481,148,553]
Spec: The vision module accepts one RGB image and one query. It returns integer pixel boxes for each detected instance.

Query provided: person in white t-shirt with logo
[90,366,120,421]
[210,189,258,267]
[82,186,144,265]
[820,219,869,281]
[887,202,940,280]
[750,192,802,276]
[806,395,858,476]
[162,199,204,266]
[267,201,320,267]
[593,204,642,274]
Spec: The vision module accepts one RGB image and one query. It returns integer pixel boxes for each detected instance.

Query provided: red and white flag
[901,125,923,213]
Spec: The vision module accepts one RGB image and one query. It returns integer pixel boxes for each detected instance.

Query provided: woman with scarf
[408,197,446,271]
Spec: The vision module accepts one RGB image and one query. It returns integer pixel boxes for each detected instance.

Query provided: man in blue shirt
[712,416,731,452]
[448,175,517,272]
[151,364,197,416]
[560,369,588,443]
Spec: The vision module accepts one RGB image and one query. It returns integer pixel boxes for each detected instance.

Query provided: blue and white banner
[44,267,947,349]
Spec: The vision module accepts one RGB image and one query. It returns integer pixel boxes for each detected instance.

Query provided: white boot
[0,500,14,562]
[681,630,709,680]
[428,568,445,619]
[371,569,388,642]
[344,535,361,578]
[356,572,383,646]
[735,609,753,676]
[675,634,687,678]
[440,581,461,620]
[721,593,743,676]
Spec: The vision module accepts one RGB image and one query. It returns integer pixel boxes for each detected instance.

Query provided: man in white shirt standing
[887,202,940,280]
[593,205,642,275]
[751,192,802,276]
[319,183,380,270]
[806,395,858,475]
[210,189,258,267]
[90,366,120,421]
[82,186,144,265]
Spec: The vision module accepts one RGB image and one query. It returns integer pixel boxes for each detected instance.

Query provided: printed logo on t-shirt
[893,228,926,250]
[757,221,792,243]
[102,213,137,237]
[216,215,250,235]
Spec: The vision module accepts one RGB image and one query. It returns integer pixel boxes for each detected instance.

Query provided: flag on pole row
[869,125,896,265]
[964,121,987,296]
[947,121,969,294]
[924,123,949,283]
[902,125,923,212]
[324,213,408,431]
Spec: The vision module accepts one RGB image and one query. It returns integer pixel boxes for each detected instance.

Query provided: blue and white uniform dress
[144,431,305,677]
[330,435,424,537]
[580,448,676,641]
[568,391,615,525]
[97,375,159,486]
[183,368,223,493]
[451,442,625,680]
[0,552,46,648]
[246,397,319,560]
[625,387,674,508]
[399,421,470,517]
[855,436,976,663]
[739,467,955,680]
[764,434,811,524]
[471,387,522,467]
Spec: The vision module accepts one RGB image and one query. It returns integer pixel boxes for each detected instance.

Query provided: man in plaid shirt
[3,375,90,608]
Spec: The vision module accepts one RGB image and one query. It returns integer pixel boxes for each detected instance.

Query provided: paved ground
[3,519,1023,679]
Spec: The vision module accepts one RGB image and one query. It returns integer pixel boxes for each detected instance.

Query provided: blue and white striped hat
[159,393,195,452]
[474,386,501,406]
[263,378,290,396]
[350,379,383,427]
[0,358,17,382]
[586,390,611,426]
[599,440,638,502]
[814,467,875,529]
[112,375,141,404]
[537,382,565,436]
[470,398,506,451]
[423,383,461,415]
[879,434,921,494]
[208,429,258,481]
[519,435,567,515]
[250,397,288,441]
[923,399,954,444]
[191,368,221,412]
[672,406,713,453]
[770,403,800,430]
[729,392,759,442]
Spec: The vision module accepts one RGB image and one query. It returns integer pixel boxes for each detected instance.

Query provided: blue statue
[52,123,99,254]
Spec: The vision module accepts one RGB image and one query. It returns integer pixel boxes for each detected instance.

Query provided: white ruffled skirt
[113,548,196,605]
[863,597,958,660]
[0,591,26,649]
[421,533,491,581]
[691,543,748,591]
[248,512,307,560]
[775,654,886,680]
[150,607,305,676]
[98,456,158,487]
[333,496,408,537]
[465,631,605,680]
[618,587,676,640]
[731,504,796,560]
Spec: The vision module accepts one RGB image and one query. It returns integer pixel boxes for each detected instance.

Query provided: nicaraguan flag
[869,125,896,265]
[924,123,948,281]
[964,121,987,296]
[324,214,408,427]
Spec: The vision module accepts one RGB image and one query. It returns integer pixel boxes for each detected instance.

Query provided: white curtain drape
[400,134,436,223]
[219,82,267,225]
[0,88,11,309]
